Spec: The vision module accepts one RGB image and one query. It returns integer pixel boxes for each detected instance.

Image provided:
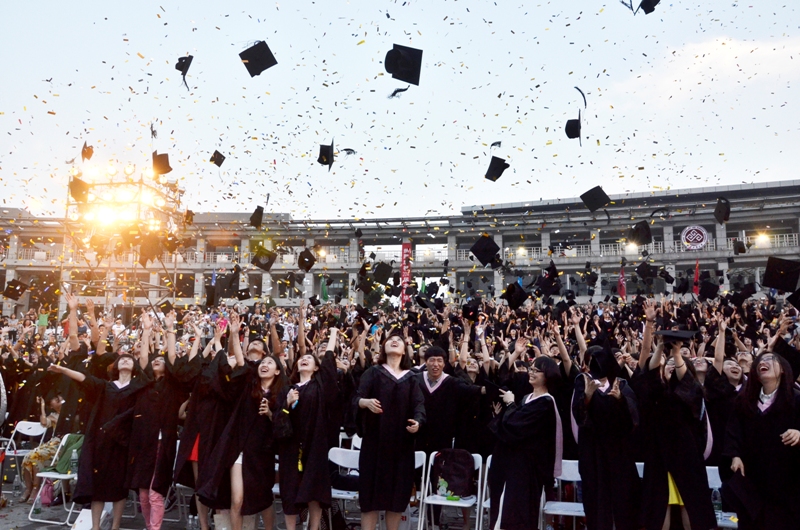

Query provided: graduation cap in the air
[714,197,730,225]
[81,142,93,162]
[236,288,251,301]
[501,283,528,310]
[731,283,757,307]
[462,300,480,321]
[485,156,509,182]
[68,177,91,203]
[655,329,697,345]
[627,220,652,246]
[580,186,610,212]
[638,0,661,15]
[157,300,174,314]
[733,240,747,255]
[308,294,321,307]
[658,268,675,284]
[416,295,436,311]
[250,246,277,272]
[210,150,226,167]
[250,206,264,229]
[372,262,393,285]
[2,279,28,301]
[138,233,162,267]
[762,256,800,292]
[152,151,172,175]
[384,44,423,86]
[184,210,194,225]
[786,289,800,309]
[355,228,363,238]
[357,277,375,295]
[635,261,655,279]
[317,140,334,171]
[698,280,720,302]
[240,41,278,77]
[175,55,193,90]
[297,249,316,273]
[161,233,182,253]
[470,235,500,267]
[565,110,581,145]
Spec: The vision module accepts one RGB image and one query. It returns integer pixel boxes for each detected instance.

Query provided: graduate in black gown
[199,310,287,530]
[722,351,800,529]
[488,355,561,530]
[125,311,195,530]
[355,329,425,530]
[46,337,150,530]
[630,307,716,530]
[278,327,339,530]
[571,345,641,530]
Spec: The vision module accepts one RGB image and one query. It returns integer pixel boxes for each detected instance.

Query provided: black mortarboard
[727,256,736,265]
[655,329,697,344]
[565,110,581,145]
[317,140,334,171]
[2,279,28,301]
[157,300,174,314]
[184,210,194,225]
[427,282,439,296]
[658,269,675,284]
[355,228,363,238]
[334,293,342,304]
[470,235,500,267]
[698,281,719,301]
[485,156,509,182]
[501,283,528,310]
[298,249,316,273]
[325,276,334,287]
[638,0,660,14]
[580,186,611,212]
[714,197,730,225]
[390,284,402,297]
[251,247,277,272]
[635,261,655,279]
[69,177,91,203]
[462,301,479,321]
[786,289,800,308]
[138,234,162,267]
[610,296,619,305]
[210,150,226,167]
[385,44,423,86]
[309,294,321,307]
[416,295,436,311]
[250,206,264,229]
[372,262,392,285]
[152,150,172,175]
[236,288,251,301]
[357,277,374,295]
[627,220,652,246]
[239,41,277,77]
[731,283,757,307]
[762,257,800,292]
[175,55,193,89]
[81,141,93,162]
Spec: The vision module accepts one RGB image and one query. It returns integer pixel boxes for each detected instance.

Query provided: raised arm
[640,299,657,371]
[164,310,177,366]
[552,321,572,374]
[570,309,587,366]
[228,312,244,367]
[139,311,153,370]
[459,320,472,369]
[65,292,79,351]
[297,302,308,358]
[46,363,86,383]
[712,314,727,374]
[188,322,203,362]
[86,299,100,345]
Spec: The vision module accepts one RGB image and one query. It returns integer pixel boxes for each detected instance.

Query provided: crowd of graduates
[2,285,799,530]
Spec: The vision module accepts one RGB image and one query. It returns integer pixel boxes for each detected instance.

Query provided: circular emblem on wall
[681,225,709,250]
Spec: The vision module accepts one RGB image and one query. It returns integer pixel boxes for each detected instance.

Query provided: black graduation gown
[278,351,338,515]
[453,366,495,458]
[53,346,91,437]
[572,376,641,530]
[355,364,426,513]
[703,365,740,469]
[416,371,480,455]
[124,357,188,496]
[73,374,150,504]
[173,350,239,489]
[629,364,716,530]
[198,362,276,515]
[488,393,557,530]
[722,391,800,530]
[556,362,580,460]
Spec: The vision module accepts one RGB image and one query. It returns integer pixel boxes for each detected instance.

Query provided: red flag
[693,259,700,295]
[618,265,627,301]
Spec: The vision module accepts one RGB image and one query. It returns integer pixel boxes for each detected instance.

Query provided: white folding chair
[351,434,362,450]
[28,434,78,526]
[1,420,48,494]
[418,452,483,530]
[328,447,360,530]
[636,462,644,478]
[538,460,585,530]
[707,466,738,529]
[477,455,491,530]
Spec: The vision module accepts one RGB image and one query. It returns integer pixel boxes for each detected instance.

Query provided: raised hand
[164,310,176,330]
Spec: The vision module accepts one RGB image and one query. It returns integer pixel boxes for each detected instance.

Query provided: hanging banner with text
[400,242,412,307]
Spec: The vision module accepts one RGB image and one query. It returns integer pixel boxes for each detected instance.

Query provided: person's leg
[660,506,671,530]
[385,511,403,530]
[284,511,298,530]
[307,500,323,530]
[679,506,691,530]
[361,510,380,530]
[111,498,126,530]
[139,488,152,530]
[91,500,105,530]
[21,466,33,501]
[461,507,471,528]
[193,461,210,530]
[148,488,165,530]
[230,463,244,530]
[261,505,275,530]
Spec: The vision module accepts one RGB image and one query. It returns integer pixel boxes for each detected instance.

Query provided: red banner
[400,242,412,306]
[618,265,627,302]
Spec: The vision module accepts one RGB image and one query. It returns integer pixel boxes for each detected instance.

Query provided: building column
[8,234,18,261]
[149,272,159,302]
[194,273,204,305]
[447,235,457,263]
[662,225,674,253]
[718,261,730,294]
[665,264,676,294]
[349,238,360,265]
[240,237,250,261]
[57,268,71,319]
[590,231,600,256]
[540,231,551,254]
[493,234,504,290]
[261,273,273,300]
[2,269,16,316]
[348,272,362,304]
[715,223,727,251]
[196,238,206,263]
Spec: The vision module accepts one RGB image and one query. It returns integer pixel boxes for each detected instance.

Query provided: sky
[1,0,798,221]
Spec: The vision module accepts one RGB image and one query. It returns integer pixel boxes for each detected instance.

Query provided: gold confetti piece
[47,111,56,115]
[546,140,553,145]
[357,40,365,45]
[137,52,145,58]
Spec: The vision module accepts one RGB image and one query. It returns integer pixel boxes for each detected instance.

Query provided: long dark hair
[109,353,144,380]
[289,353,320,384]
[252,354,289,409]
[738,352,795,416]
[533,356,561,395]
[376,332,413,370]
